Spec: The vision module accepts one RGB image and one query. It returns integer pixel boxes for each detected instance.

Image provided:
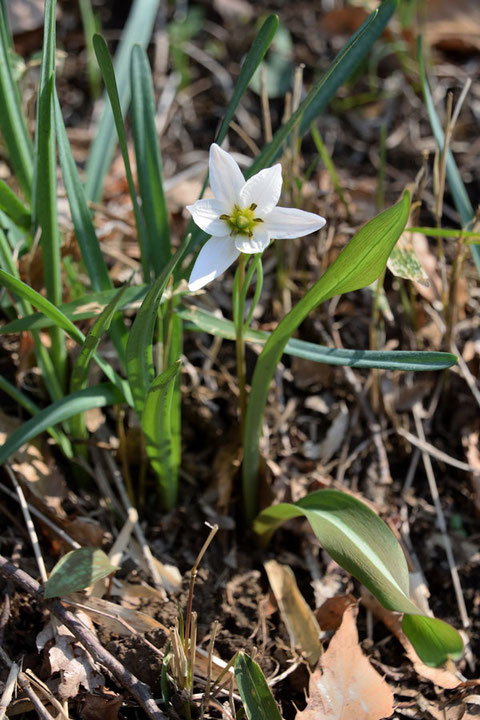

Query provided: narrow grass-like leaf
[216,15,279,147]
[418,36,480,273]
[126,235,190,417]
[248,0,397,177]
[85,0,160,202]
[130,45,170,275]
[0,285,149,333]
[33,0,66,387]
[235,652,283,720]
[44,547,118,598]
[93,33,150,279]
[0,375,72,456]
[70,286,128,394]
[243,193,410,521]
[0,180,31,230]
[0,270,131,404]
[142,360,182,510]
[0,9,33,200]
[254,489,463,666]
[402,615,464,667]
[0,383,123,465]
[54,88,128,364]
[177,305,456,371]
[78,0,101,97]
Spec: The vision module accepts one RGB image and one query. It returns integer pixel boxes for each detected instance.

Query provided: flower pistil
[219,203,264,239]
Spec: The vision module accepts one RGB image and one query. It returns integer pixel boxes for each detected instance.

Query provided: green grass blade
[85,0,160,202]
[54,89,112,292]
[0,285,149,333]
[78,0,101,98]
[417,35,480,273]
[254,489,463,666]
[0,180,31,230]
[243,192,410,522]
[0,269,132,404]
[178,305,456,371]
[235,652,283,720]
[0,384,124,465]
[93,33,150,280]
[0,9,33,200]
[0,374,72,456]
[216,14,279,147]
[70,286,129,394]
[126,235,190,417]
[54,87,128,365]
[130,45,171,275]
[247,0,397,178]
[141,360,182,510]
[32,0,66,388]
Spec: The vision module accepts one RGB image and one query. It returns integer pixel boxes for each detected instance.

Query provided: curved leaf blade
[177,305,456,371]
[402,614,464,667]
[44,547,118,598]
[243,193,410,521]
[0,384,124,465]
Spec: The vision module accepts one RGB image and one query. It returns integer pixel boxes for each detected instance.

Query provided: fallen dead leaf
[296,604,394,720]
[66,593,169,636]
[81,690,123,720]
[37,615,104,700]
[265,559,322,667]
[315,595,357,632]
[462,429,480,515]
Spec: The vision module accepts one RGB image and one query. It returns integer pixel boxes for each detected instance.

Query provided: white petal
[239,164,282,215]
[263,206,326,239]
[209,143,245,207]
[188,235,240,291]
[187,198,227,235]
[234,228,270,254]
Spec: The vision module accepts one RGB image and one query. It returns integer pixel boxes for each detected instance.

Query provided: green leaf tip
[44,547,118,598]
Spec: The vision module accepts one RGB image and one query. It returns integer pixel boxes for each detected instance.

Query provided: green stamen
[221,203,264,238]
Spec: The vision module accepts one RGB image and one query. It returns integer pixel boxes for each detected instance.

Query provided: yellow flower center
[220,203,264,238]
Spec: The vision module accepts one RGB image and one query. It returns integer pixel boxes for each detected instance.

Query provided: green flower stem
[233,254,247,436]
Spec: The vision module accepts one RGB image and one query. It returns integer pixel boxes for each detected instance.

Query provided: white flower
[187,143,326,291]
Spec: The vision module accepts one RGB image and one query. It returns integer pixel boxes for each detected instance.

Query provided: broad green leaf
[0,8,33,200]
[44,547,118,598]
[243,192,410,522]
[142,361,182,510]
[254,490,463,667]
[418,36,480,274]
[177,305,456,372]
[254,490,416,614]
[0,180,31,230]
[93,34,150,280]
[32,0,65,387]
[402,614,464,667]
[85,0,160,202]
[126,235,190,417]
[0,383,124,465]
[0,285,149,333]
[235,652,283,720]
[130,45,170,275]
[0,270,131,404]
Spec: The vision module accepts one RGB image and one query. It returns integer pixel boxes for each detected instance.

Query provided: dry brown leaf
[265,560,322,667]
[361,591,461,689]
[296,604,394,720]
[81,690,123,720]
[425,0,480,52]
[315,595,357,632]
[38,615,104,700]
[66,593,169,636]
[462,430,480,515]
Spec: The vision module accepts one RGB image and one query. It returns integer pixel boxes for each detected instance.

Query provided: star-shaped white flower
[187,143,326,291]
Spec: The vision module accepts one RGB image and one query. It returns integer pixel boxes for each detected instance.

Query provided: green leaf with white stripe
[254,489,463,666]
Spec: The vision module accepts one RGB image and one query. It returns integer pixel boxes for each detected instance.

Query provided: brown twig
[0,555,167,720]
